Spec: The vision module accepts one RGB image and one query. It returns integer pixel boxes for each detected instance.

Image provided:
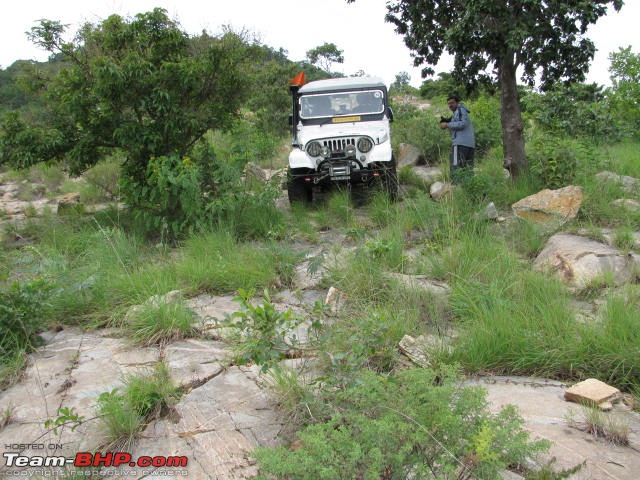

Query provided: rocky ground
[2,165,640,479]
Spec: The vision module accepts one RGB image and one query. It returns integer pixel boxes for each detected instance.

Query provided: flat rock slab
[467,376,640,479]
[565,378,621,407]
[0,328,160,455]
[123,366,283,479]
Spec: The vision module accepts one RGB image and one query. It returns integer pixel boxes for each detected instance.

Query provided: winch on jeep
[287,73,397,204]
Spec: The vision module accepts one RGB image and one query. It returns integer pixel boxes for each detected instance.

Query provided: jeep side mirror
[387,107,394,123]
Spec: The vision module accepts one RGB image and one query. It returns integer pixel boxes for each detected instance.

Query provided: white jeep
[287,76,397,204]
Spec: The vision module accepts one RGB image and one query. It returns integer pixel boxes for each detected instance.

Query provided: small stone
[598,401,614,412]
[411,166,443,187]
[564,378,620,407]
[430,181,454,201]
[324,286,342,314]
[484,202,499,219]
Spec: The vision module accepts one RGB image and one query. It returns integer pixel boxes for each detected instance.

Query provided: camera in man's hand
[440,116,451,123]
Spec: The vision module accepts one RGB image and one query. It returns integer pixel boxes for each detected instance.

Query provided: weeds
[1,403,15,431]
[97,363,178,450]
[225,289,308,371]
[566,406,630,446]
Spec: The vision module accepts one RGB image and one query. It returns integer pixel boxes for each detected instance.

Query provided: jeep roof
[298,77,387,94]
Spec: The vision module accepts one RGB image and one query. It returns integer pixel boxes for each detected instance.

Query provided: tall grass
[175,231,287,294]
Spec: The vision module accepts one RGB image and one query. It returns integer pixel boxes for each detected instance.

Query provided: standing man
[440,95,475,183]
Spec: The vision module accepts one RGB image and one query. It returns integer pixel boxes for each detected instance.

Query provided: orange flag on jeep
[289,70,306,87]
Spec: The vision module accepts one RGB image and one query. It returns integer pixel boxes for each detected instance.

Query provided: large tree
[306,42,344,74]
[349,0,624,176]
[0,8,245,183]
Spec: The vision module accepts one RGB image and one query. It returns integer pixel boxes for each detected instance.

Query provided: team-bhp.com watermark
[3,450,189,477]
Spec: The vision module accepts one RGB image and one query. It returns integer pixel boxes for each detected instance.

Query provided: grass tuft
[125,296,198,346]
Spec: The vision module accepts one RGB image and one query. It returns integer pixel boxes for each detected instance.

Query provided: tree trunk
[499,51,527,176]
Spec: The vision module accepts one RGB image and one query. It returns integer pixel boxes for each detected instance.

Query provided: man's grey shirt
[447,103,475,148]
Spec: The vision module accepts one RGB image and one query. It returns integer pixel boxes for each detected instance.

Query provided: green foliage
[255,367,549,479]
[574,296,640,391]
[608,46,640,137]
[527,135,594,189]
[306,42,344,73]
[376,0,622,174]
[391,106,449,165]
[324,312,401,384]
[0,278,52,357]
[469,95,501,153]
[83,157,121,200]
[326,189,355,226]
[459,172,492,204]
[382,0,621,89]
[122,153,205,239]
[44,407,84,435]
[1,9,246,237]
[225,289,306,371]
[521,83,624,141]
[419,72,459,100]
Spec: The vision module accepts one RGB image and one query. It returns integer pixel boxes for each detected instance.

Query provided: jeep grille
[323,137,355,155]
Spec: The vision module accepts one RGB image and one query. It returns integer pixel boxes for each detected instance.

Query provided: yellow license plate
[332,116,361,123]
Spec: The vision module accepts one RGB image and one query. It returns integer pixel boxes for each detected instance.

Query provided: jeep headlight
[306,141,322,157]
[357,137,373,153]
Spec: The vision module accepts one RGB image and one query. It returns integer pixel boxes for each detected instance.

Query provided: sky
[1,0,639,89]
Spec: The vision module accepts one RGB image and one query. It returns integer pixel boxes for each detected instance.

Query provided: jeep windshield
[299,90,385,120]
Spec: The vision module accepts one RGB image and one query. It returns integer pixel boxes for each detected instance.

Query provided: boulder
[533,233,640,289]
[596,170,640,193]
[56,192,82,214]
[410,166,443,187]
[430,181,454,201]
[512,185,583,224]
[396,143,425,168]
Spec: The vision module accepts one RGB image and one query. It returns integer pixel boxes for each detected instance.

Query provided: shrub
[527,135,594,189]
[391,108,450,165]
[121,153,206,240]
[0,278,52,357]
[83,157,121,200]
[225,289,306,371]
[254,367,549,479]
[468,95,502,154]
